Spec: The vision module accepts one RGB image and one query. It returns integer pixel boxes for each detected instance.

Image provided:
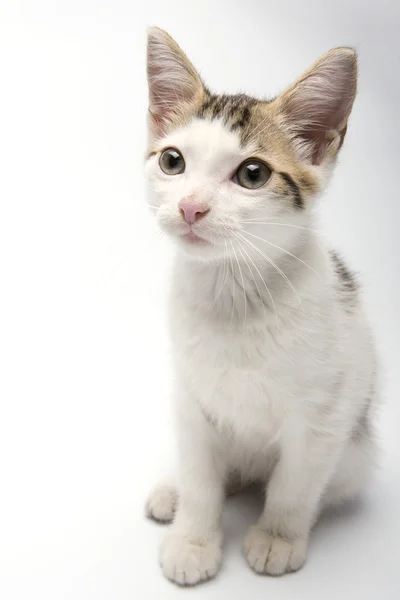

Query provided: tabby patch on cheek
[194,94,321,210]
[278,172,303,210]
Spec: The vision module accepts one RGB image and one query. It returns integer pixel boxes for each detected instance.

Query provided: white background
[0,1,399,598]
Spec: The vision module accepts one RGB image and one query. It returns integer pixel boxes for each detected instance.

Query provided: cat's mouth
[180,231,210,246]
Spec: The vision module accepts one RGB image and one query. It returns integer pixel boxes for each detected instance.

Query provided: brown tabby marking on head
[147,28,357,211]
[197,93,259,130]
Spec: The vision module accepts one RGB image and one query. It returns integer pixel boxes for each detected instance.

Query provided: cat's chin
[176,234,225,262]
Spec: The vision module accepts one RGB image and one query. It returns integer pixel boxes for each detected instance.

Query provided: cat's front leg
[160,395,225,586]
[146,475,178,524]
[244,421,341,576]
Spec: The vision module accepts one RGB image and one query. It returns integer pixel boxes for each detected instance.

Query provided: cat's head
[145,27,357,262]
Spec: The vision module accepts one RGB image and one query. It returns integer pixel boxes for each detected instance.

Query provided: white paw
[244,525,307,576]
[145,485,177,524]
[160,531,223,586]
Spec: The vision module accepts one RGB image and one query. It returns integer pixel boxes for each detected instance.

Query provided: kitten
[144,27,378,586]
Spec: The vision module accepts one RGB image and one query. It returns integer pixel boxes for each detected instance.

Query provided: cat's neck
[172,232,327,326]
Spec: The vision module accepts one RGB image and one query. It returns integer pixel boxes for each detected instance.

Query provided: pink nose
[179,199,210,224]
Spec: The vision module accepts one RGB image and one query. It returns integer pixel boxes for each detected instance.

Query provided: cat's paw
[244,525,307,576]
[145,485,177,524]
[160,531,223,586]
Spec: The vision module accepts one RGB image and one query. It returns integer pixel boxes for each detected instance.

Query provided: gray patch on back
[351,396,372,442]
[351,376,376,443]
[330,250,359,312]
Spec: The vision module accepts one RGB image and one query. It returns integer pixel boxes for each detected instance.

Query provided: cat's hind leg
[321,429,377,511]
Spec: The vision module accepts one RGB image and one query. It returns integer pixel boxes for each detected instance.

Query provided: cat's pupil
[168,151,180,167]
[246,165,260,181]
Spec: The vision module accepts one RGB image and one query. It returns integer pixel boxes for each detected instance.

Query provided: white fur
[145,118,377,586]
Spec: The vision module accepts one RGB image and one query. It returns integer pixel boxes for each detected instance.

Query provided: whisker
[231,241,247,332]
[228,242,237,331]
[236,232,303,310]
[238,242,265,314]
[233,233,280,330]
[208,241,229,310]
[240,220,316,233]
[243,230,322,280]
[236,240,266,319]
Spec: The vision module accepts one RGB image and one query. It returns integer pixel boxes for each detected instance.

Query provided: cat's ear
[147,27,204,137]
[276,48,357,165]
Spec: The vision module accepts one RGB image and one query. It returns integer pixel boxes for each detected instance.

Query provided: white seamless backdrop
[0,1,399,599]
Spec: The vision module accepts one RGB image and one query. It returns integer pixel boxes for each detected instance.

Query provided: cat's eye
[234,159,272,189]
[159,148,185,175]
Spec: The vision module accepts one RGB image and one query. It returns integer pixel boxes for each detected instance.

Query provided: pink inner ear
[304,129,333,166]
[147,28,203,137]
[280,50,357,164]
[148,108,168,136]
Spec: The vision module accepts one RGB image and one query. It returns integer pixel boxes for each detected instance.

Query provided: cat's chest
[196,365,286,444]
[172,312,293,437]
[173,303,279,368]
